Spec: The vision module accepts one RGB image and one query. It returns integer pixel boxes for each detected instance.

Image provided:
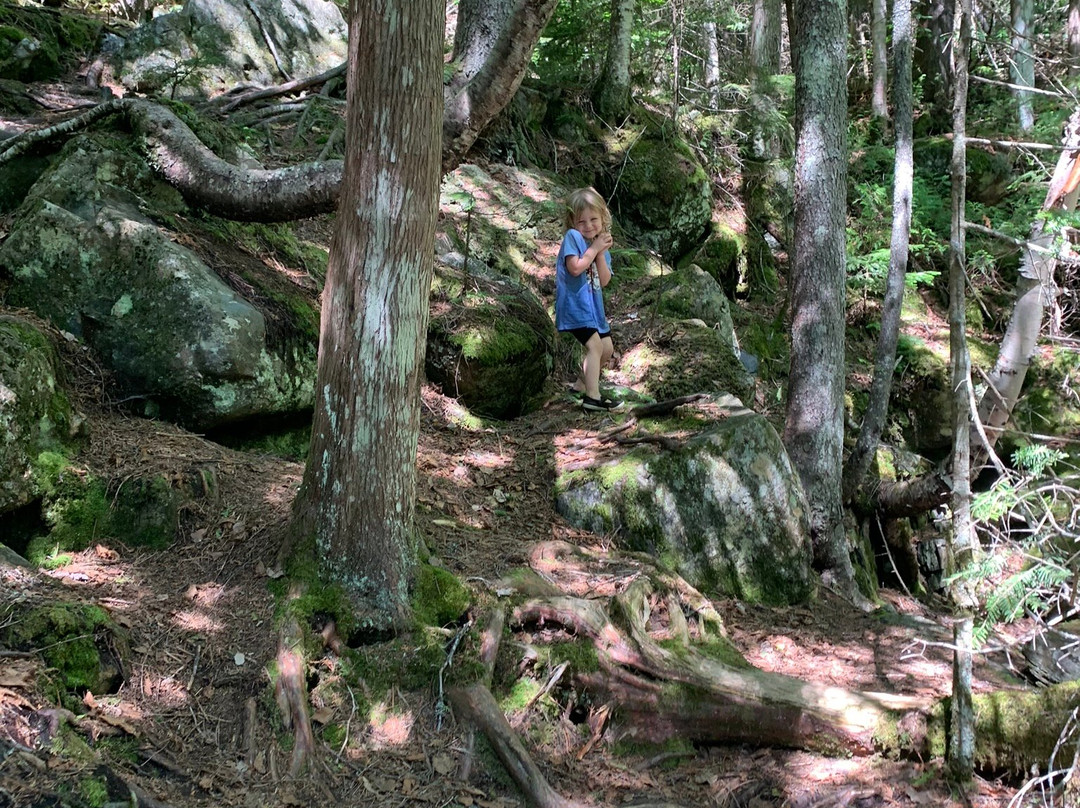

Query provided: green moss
[413,565,471,628]
[612,734,695,763]
[321,722,347,748]
[9,604,113,693]
[548,640,600,673]
[78,776,109,808]
[499,678,544,712]
[453,314,539,366]
[693,636,752,669]
[0,5,101,81]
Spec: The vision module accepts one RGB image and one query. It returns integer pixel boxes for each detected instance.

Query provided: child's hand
[592,232,613,252]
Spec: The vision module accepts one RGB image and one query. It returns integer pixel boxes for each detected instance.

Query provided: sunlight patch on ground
[465,450,512,469]
[367,702,415,747]
[134,669,189,707]
[172,609,224,634]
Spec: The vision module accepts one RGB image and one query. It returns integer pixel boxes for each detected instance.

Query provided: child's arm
[594,247,612,288]
[565,232,613,277]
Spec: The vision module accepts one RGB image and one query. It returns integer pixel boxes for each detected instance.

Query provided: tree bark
[843,0,913,501]
[1070,0,1080,77]
[703,19,721,109]
[785,0,855,592]
[594,0,636,120]
[444,0,559,173]
[870,0,888,123]
[1010,0,1036,131]
[291,0,442,627]
[947,0,976,594]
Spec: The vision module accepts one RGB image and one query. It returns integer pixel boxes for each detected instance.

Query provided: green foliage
[1012,444,1067,478]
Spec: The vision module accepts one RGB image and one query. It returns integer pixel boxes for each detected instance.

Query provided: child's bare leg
[600,335,614,371]
[582,333,604,400]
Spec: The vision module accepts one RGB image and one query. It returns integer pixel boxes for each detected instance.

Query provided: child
[555,187,622,412]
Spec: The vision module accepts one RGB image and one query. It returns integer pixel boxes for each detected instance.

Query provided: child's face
[573,207,604,240]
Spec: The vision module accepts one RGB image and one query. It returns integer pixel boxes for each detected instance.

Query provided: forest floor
[0,62,1048,808]
[0,357,1038,808]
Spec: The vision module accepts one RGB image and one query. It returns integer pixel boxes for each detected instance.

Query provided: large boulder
[115,0,348,99]
[599,129,712,262]
[556,395,814,605]
[425,259,555,419]
[0,315,77,515]
[619,323,753,403]
[0,137,317,430]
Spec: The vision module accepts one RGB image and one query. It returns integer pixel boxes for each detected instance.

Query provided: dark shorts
[563,327,611,346]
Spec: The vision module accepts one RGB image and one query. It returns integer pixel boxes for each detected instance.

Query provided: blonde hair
[565,187,612,233]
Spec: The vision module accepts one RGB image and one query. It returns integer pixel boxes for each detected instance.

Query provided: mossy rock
[598,126,712,262]
[620,324,752,403]
[4,603,125,695]
[1007,347,1080,464]
[0,5,102,82]
[23,460,184,562]
[556,396,814,605]
[426,262,555,419]
[0,136,318,430]
[116,0,348,100]
[0,315,77,515]
[636,264,736,341]
[679,224,746,298]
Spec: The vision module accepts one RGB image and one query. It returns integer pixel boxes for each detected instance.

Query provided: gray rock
[116,0,347,99]
[0,137,317,430]
[556,395,814,605]
[0,316,75,515]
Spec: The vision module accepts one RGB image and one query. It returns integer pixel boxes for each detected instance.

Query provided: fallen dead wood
[514,591,929,755]
[215,62,346,113]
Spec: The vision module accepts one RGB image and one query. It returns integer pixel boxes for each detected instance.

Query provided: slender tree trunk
[594,0,636,120]
[915,0,955,118]
[947,2,976,776]
[785,0,855,592]
[948,0,974,587]
[671,0,683,121]
[292,0,442,628]
[1010,0,1036,131]
[843,0,913,501]
[703,19,721,109]
[870,0,888,123]
[1070,0,1080,77]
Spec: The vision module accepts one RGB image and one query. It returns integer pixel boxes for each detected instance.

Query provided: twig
[218,63,346,113]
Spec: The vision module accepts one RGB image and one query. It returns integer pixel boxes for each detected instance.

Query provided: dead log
[512,589,929,756]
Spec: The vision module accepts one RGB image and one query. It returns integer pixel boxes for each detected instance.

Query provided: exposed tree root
[512,584,929,755]
[450,683,587,808]
[275,611,315,776]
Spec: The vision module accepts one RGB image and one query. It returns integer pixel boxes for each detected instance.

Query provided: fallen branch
[275,610,315,776]
[217,62,347,113]
[629,393,708,418]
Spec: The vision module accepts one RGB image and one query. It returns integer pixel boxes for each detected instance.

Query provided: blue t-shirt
[555,229,611,333]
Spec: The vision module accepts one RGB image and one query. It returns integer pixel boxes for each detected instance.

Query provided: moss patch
[6,603,120,695]
[412,565,471,628]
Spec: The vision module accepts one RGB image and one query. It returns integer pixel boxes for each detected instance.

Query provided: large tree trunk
[594,0,636,120]
[785,0,854,592]
[843,0,913,500]
[290,0,442,627]
[1010,0,1036,131]
[444,0,559,172]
